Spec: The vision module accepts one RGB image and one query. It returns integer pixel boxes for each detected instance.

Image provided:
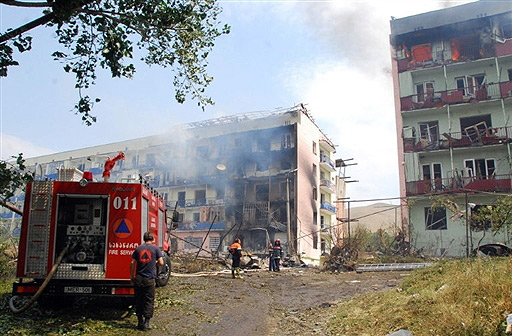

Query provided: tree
[0,154,33,215]
[430,194,512,247]
[0,0,230,125]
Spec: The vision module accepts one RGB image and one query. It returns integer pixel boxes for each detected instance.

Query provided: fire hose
[9,243,70,314]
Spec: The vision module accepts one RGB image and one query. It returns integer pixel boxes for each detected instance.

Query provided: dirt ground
[148,267,407,336]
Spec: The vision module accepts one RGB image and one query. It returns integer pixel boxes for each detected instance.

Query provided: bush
[0,241,16,279]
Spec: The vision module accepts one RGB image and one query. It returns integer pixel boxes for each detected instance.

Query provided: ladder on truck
[24,181,53,278]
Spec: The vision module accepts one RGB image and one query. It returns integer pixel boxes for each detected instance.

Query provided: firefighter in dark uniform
[131,231,164,331]
[269,239,283,272]
[229,238,243,279]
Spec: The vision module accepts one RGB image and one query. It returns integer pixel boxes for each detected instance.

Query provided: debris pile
[322,244,358,272]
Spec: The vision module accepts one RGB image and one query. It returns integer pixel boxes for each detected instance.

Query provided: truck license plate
[64,286,92,294]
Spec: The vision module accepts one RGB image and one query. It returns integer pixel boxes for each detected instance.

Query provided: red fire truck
[11,167,175,309]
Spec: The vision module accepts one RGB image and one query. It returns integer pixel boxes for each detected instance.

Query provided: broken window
[425,207,447,230]
[464,158,495,178]
[195,190,206,205]
[177,191,186,207]
[419,121,439,144]
[283,133,292,148]
[255,184,269,201]
[411,44,432,62]
[422,163,443,191]
[415,82,434,102]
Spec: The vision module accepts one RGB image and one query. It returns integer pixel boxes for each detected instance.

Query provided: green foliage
[1,0,230,125]
[0,154,33,203]
[0,242,15,280]
[431,195,512,234]
[329,258,512,335]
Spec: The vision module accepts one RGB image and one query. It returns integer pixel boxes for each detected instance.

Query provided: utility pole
[347,201,351,248]
[465,192,469,258]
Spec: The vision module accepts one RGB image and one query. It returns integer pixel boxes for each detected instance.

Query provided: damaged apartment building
[10,105,343,265]
[390,1,512,256]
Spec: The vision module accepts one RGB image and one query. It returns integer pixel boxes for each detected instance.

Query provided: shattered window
[425,207,447,230]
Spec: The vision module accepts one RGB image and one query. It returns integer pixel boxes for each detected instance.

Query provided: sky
[0,0,474,203]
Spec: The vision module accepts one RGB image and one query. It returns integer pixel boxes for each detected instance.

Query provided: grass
[328,257,512,336]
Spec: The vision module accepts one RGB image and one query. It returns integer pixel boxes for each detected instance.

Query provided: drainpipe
[495,56,512,171]
[443,62,455,174]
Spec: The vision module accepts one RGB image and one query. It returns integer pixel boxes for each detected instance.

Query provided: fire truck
[10,161,176,310]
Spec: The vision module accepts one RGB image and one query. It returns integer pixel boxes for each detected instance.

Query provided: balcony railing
[320,154,335,171]
[400,82,508,112]
[404,125,512,153]
[396,40,511,73]
[176,221,226,231]
[406,174,512,196]
[320,179,335,192]
[174,198,225,208]
[320,202,336,213]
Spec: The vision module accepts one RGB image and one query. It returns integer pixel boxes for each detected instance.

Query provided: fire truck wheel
[156,254,171,287]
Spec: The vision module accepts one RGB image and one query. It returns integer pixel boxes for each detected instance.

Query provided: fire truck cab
[12,172,173,304]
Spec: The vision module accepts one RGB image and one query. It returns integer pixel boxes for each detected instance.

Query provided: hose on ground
[9,244,69,314]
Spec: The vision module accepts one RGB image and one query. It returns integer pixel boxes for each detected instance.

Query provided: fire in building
[390,1,512,256]
[3,105,347,265]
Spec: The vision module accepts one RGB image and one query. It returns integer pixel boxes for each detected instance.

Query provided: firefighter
[131,231,164,331]
[229,238,243,279]
[270,239,283,272]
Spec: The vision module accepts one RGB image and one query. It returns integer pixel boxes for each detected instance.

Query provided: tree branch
[0,200,23,216]
[0,0,50,8]
[0,12,54,44]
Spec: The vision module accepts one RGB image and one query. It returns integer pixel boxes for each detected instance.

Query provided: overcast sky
[0,0,473,202]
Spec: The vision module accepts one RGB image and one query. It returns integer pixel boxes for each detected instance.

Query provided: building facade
[390,1,512,256]
[3,105,343,264]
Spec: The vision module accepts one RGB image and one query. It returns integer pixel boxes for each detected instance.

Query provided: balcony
[400,82,508,112]
[320,202,336,214]
[176,221,226,231]
[320,179,336,193]
[396,40,505,73]
[175,198,225,208]
[405,174,512,196]
[320,154,336,172]
[404,125,512,153]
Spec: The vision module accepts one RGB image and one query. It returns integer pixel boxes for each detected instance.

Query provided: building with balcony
[8,105,342,264]
[391,1,512,257]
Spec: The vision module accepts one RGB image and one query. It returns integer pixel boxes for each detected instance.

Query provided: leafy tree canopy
[0,154,33,205]
[0,0,230,125]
